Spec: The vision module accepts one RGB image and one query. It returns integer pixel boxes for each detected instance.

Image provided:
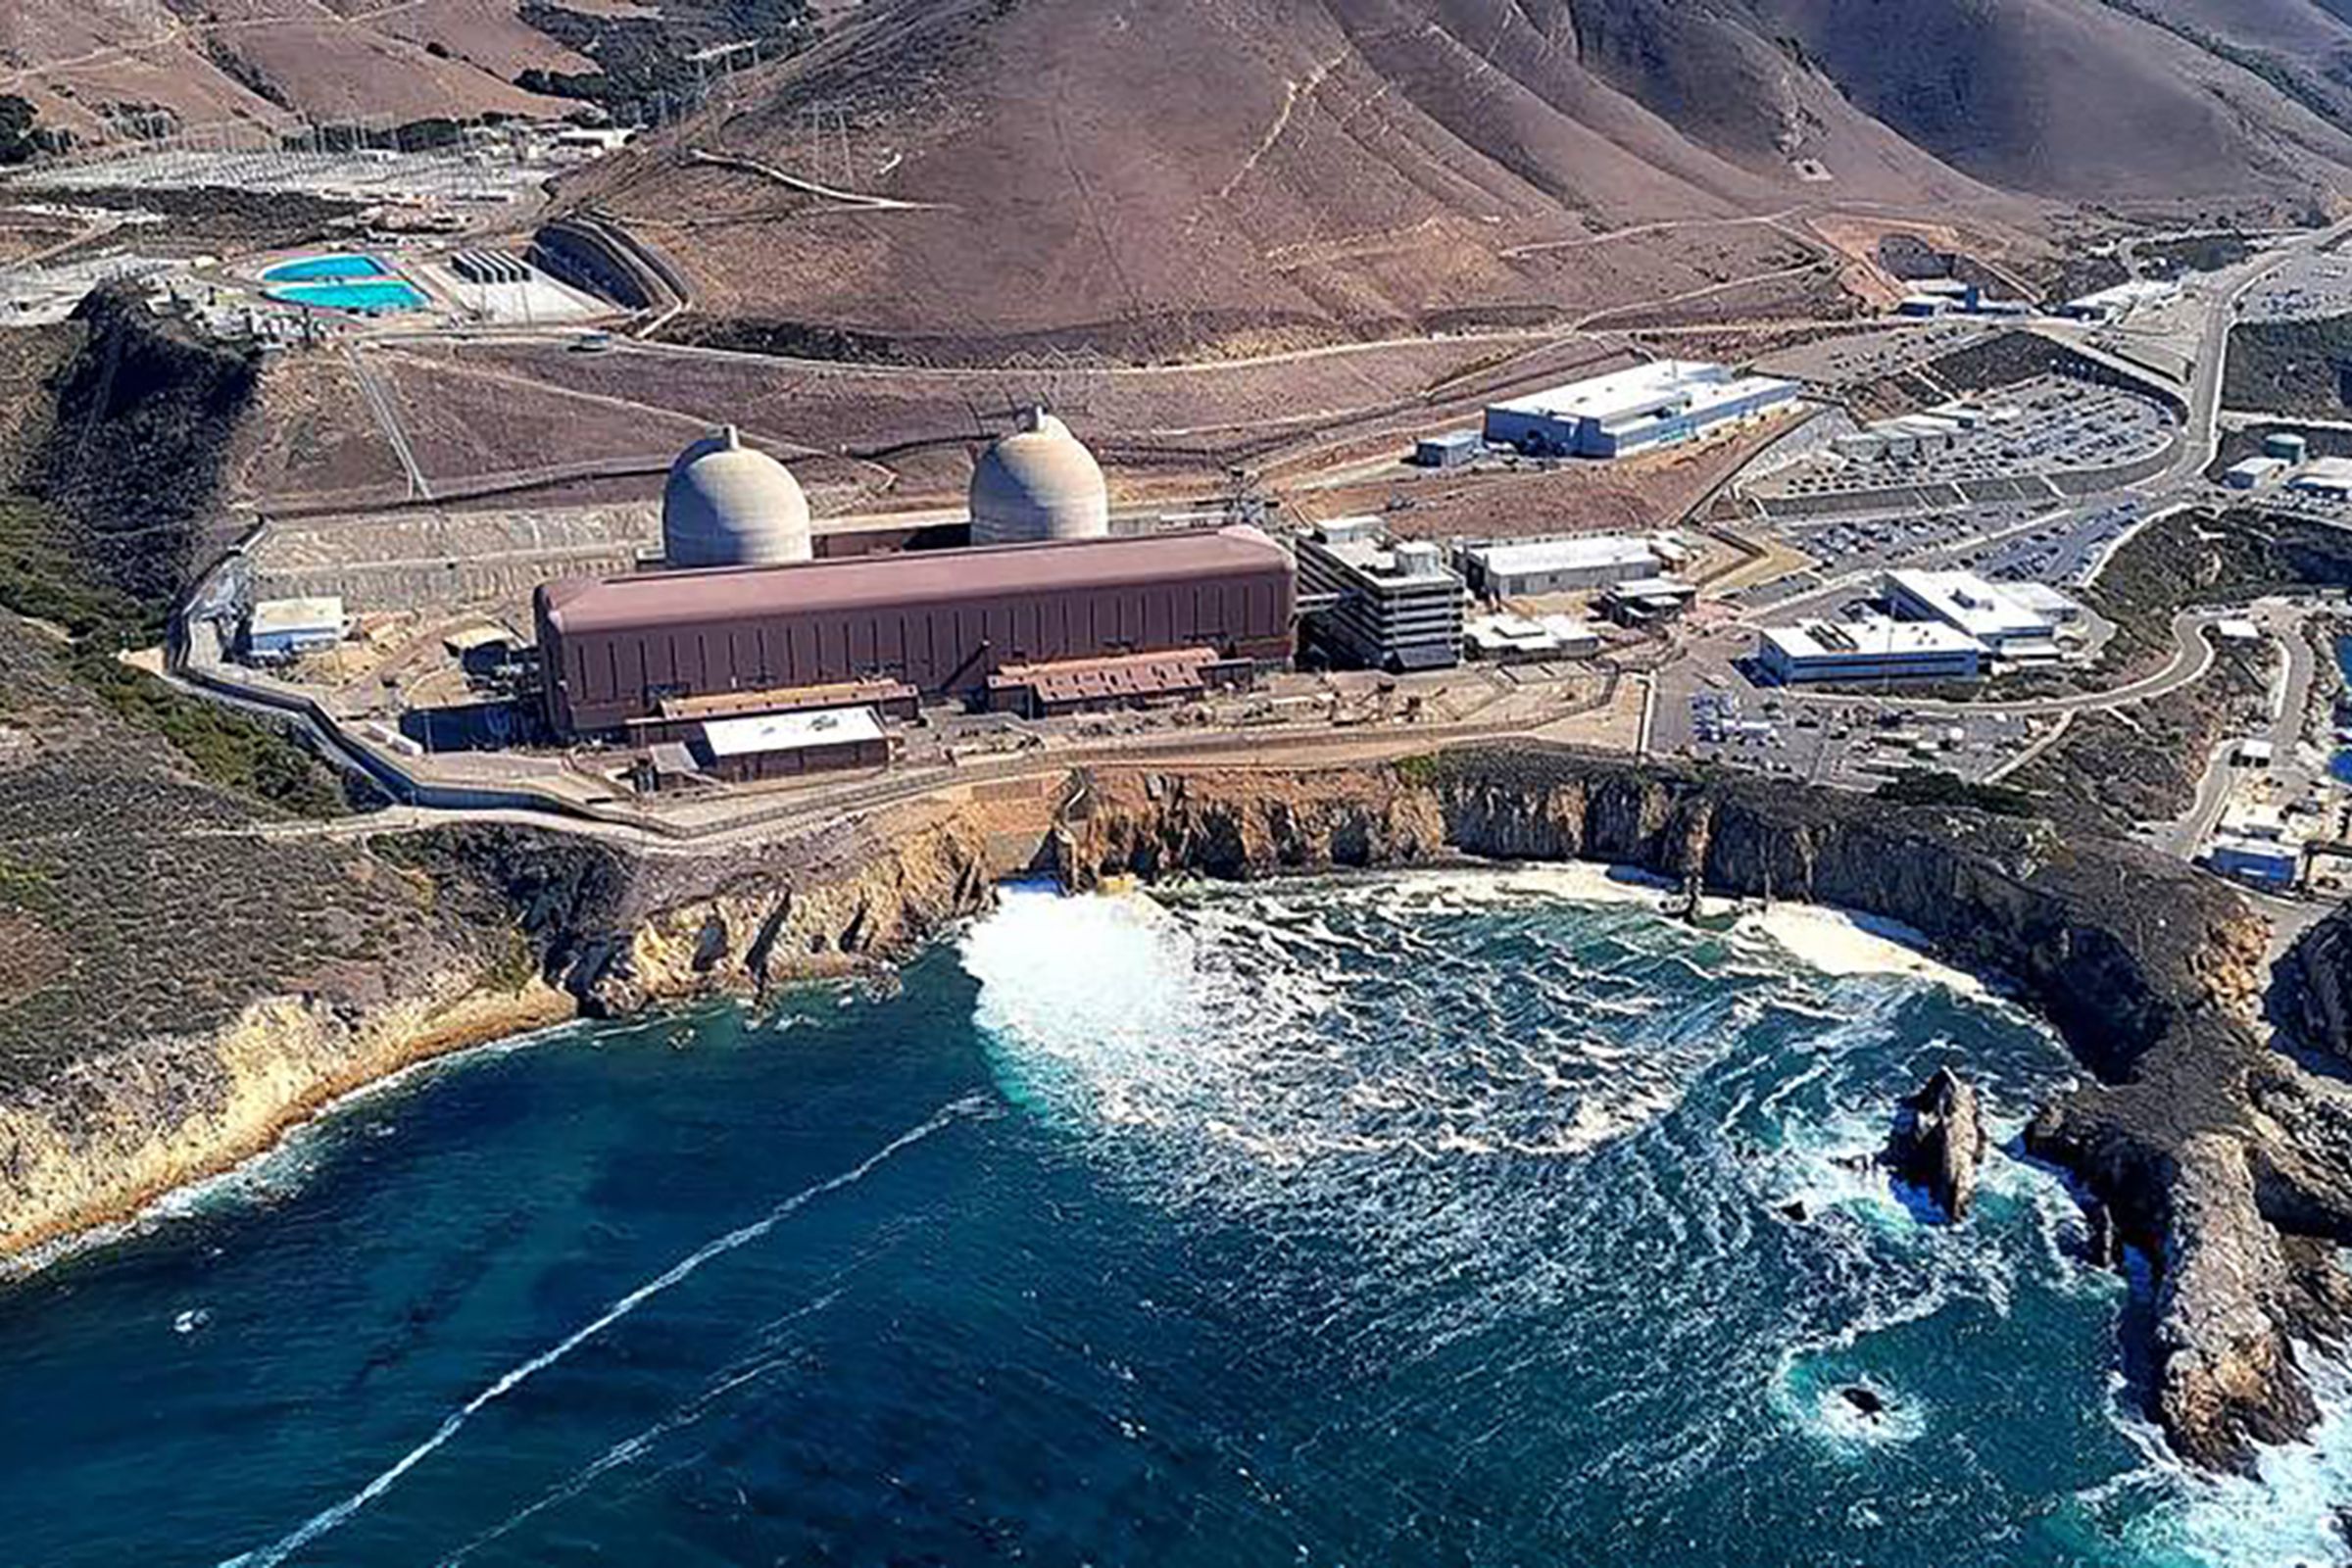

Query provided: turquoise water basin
[268,279,429,314]
[263,254,388,283]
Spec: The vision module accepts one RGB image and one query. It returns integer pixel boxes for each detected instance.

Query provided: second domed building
[969,407,1109,547]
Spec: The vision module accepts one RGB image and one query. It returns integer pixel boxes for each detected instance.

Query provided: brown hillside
[0,0,579,140]
[564,0,2352,363]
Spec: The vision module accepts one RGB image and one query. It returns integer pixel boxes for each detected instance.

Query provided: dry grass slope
[559,0,2352,361]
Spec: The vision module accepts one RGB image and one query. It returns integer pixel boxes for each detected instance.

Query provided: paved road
[2147,602,2322,857]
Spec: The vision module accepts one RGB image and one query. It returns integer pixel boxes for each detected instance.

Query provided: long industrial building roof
[1463,534,1662,576]
[541,525,1291,634]
[1763,616,1981,662]
[1487,361,1798,425]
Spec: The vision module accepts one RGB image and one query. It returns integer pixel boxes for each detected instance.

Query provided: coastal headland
[5,743,2351,1476]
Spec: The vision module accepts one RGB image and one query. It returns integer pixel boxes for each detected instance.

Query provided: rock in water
[1886,1067,1988,1221]
[1838,1385,1887,1420]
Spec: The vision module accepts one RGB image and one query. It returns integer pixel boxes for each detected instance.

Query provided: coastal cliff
[1054,746,2346,1474]
[0,793,1012,1264]
[5,737,2345,1478]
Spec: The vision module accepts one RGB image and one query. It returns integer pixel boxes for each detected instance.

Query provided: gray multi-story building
[1296,518,1466,672]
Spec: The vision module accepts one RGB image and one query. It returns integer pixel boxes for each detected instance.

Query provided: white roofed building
[691,706,891,783]
[245,596,346,662]
[1884,569,2067,661]
[1758,616,1984,685]
[1457,534,1673,598]
[1297,517,1466,672]
[1464,612,1600,662]
[2059,278,2183,321]
[2289,457,2352,497]
[1483,361,1800,459]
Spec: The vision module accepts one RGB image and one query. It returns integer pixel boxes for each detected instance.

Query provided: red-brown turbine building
[536,525,1297,738]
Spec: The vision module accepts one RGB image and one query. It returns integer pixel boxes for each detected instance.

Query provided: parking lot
[1747,378,2176,507]
[1730,490,2141,612]
[1659,679,2048,786]
[2238,251,2352,322]
[1951,499,2141,585]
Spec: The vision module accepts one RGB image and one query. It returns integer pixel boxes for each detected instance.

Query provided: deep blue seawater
[3,871,2348,1568]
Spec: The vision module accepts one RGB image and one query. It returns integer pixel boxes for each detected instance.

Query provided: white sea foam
[220,1097,985,1568]
[968,871,2352,1563]
[1736,903,1987,995]
[1772,1359,1931,1452]
[2097,1346,2352,1568]
[965,877,1728,1192]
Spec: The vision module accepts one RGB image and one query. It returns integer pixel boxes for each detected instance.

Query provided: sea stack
[1887,1067,1988,1221]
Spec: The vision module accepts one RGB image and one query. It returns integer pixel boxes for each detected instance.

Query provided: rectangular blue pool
[263,254,389,283]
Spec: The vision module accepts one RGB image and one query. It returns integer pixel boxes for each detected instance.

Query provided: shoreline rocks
[1054,745,2339,1472]
[1886,1067,1987,1221]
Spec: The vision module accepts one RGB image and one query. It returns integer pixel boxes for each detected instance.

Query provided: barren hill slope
[0,0,582,140]
[564,0,2352,362]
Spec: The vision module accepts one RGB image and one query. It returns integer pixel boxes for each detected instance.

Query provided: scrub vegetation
[0,291,350,816]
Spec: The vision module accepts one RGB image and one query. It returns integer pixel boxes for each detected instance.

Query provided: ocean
[1,869,2346,1567]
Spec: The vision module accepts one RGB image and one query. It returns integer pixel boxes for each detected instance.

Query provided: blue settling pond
[263,254,428,313]
[263,254,389,283]
[269,279,430,313]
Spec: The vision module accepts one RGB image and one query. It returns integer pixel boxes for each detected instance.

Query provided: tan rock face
[0,801,1007,1267]
[0,967,571,1261]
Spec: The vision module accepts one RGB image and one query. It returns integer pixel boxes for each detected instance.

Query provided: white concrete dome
[969,408,1110,546]
[662,425,812,569]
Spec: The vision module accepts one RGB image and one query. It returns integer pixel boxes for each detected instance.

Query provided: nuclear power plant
[533,410,1297,744]
[206,389,1651,806]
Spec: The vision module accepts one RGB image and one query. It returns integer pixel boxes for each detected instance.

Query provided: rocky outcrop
[1886,1068,1987,1221]
[2276,901,2352,1063]
[1055,744,2333,1474]
[0,794,1012,1265]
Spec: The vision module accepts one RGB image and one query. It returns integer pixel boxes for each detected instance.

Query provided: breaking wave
[962,872,2352,1568]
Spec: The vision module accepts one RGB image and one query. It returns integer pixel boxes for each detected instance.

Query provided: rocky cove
[5,743,2351,1479]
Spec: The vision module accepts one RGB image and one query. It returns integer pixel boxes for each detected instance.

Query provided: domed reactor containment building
[662,425,812,568]
[968,408,1110,546]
